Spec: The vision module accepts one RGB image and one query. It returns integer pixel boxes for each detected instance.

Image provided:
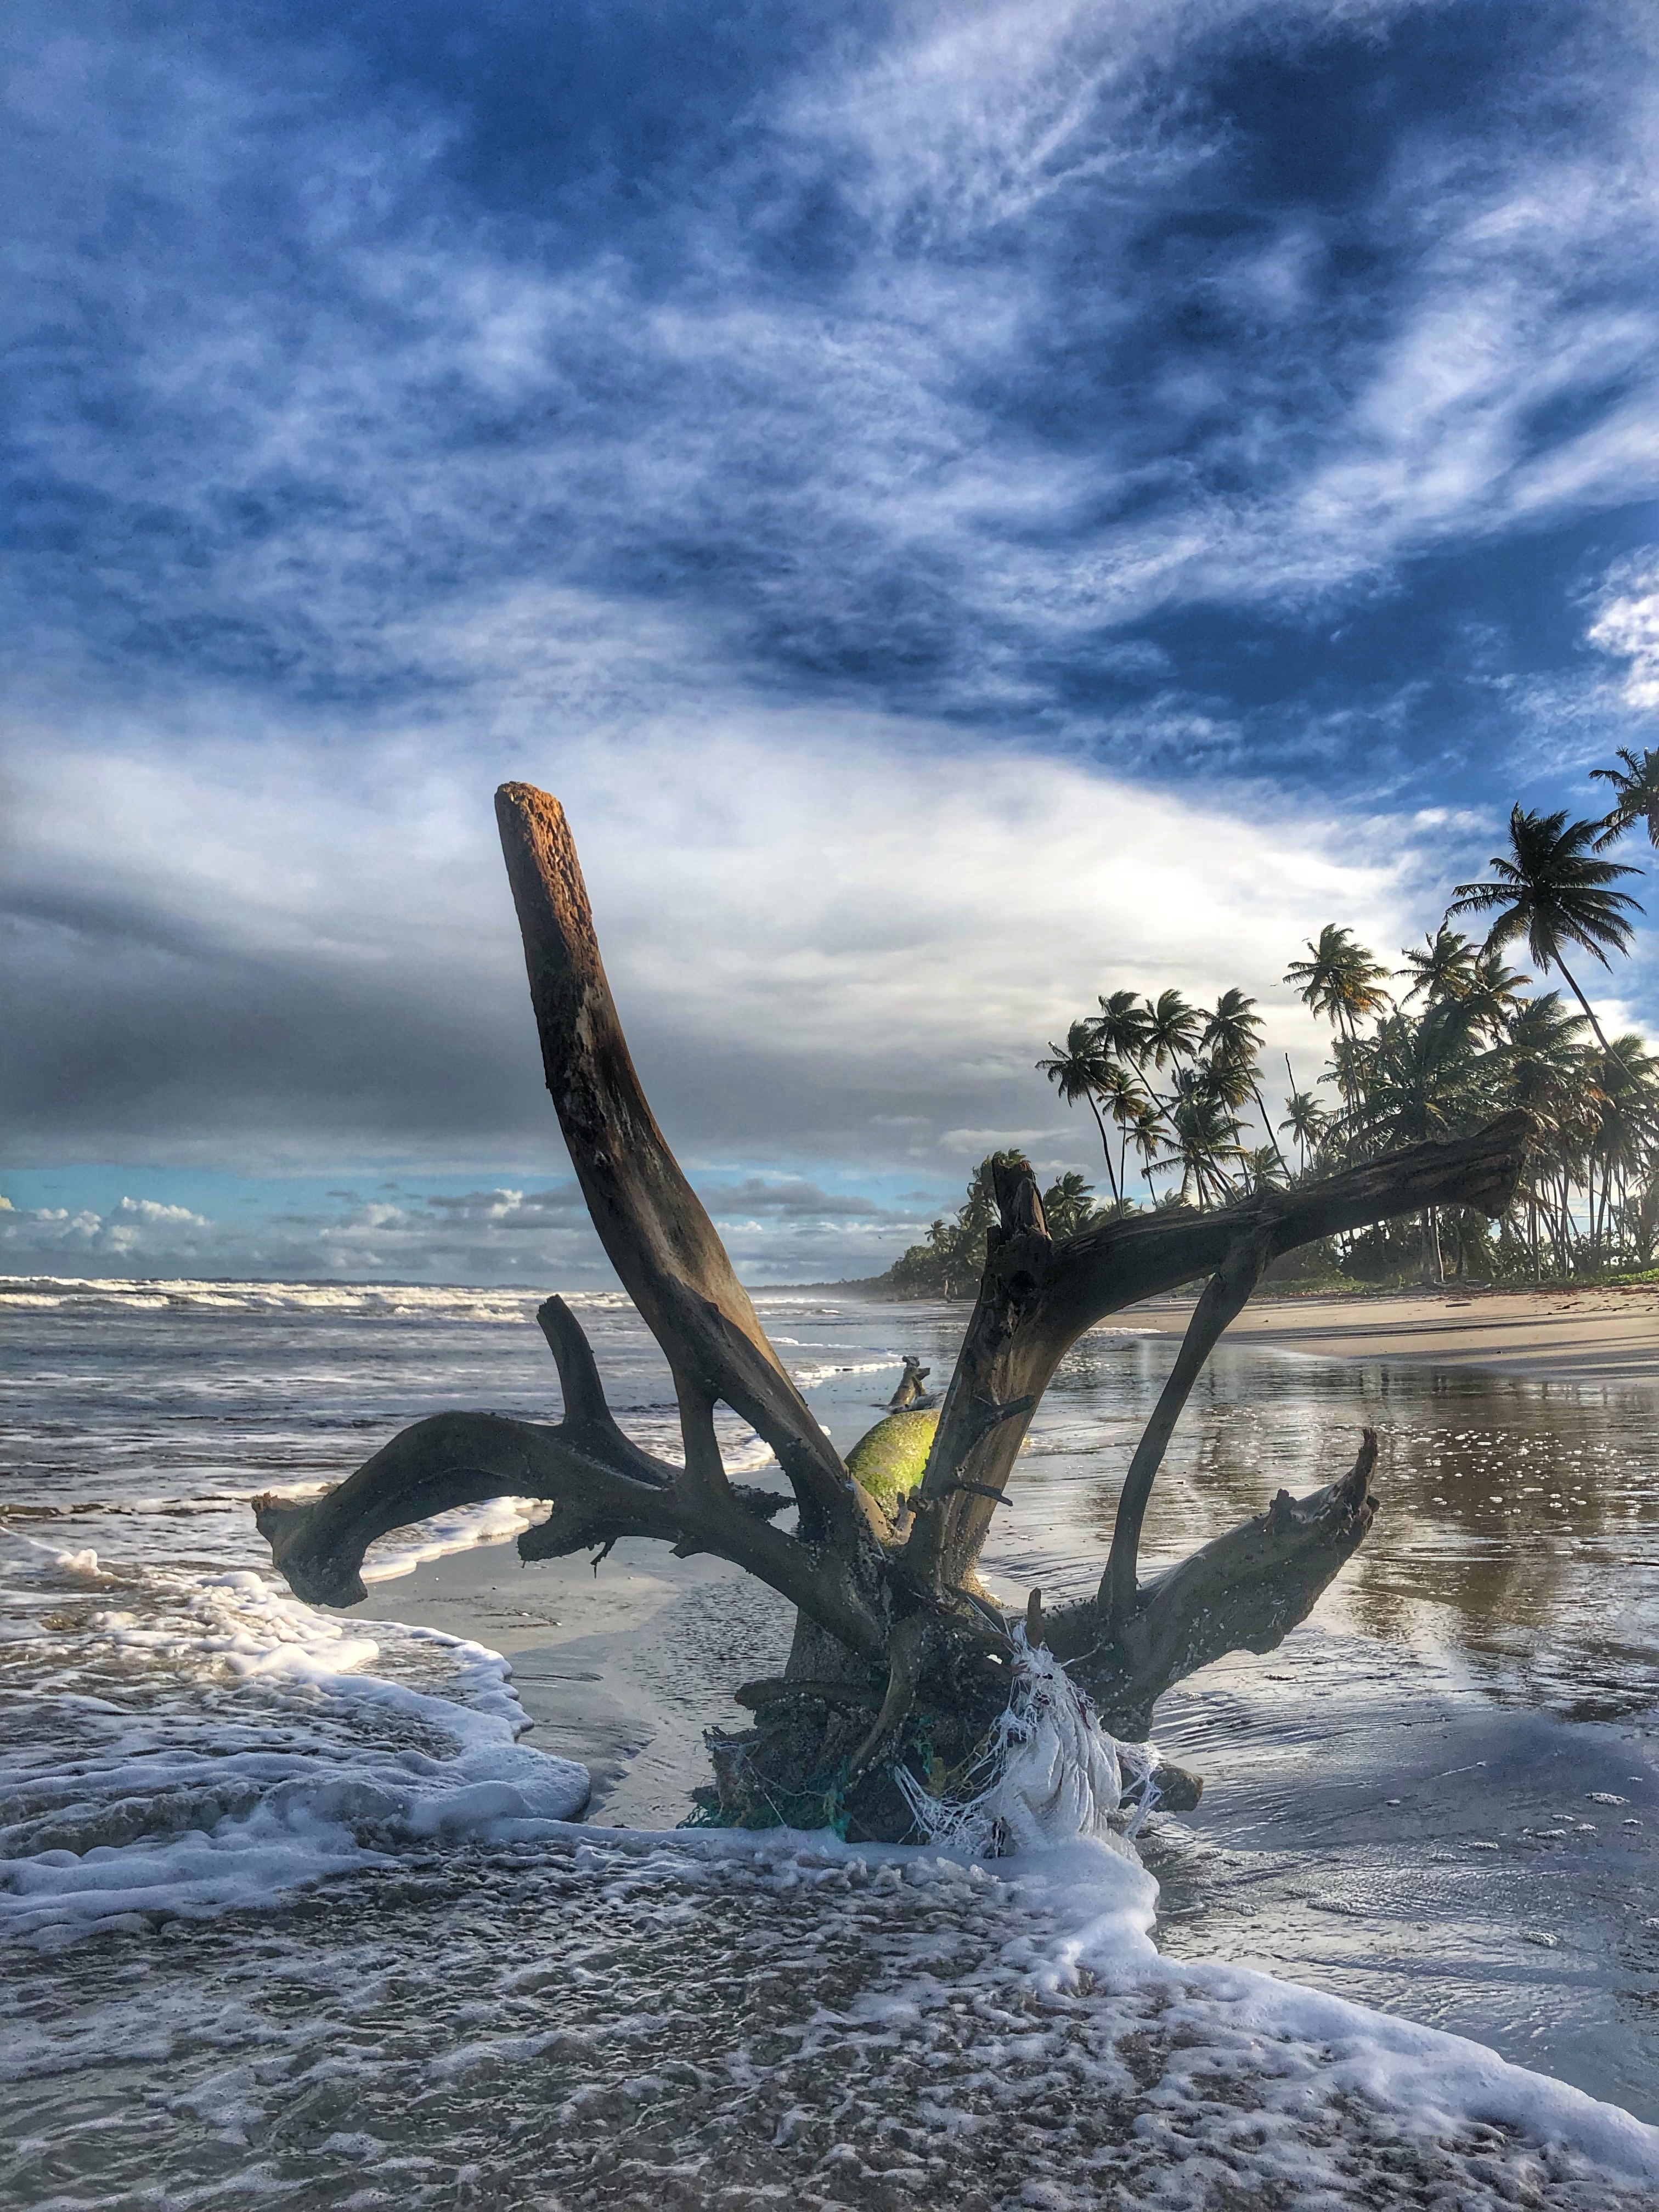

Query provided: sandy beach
[380,1538,795,1827]
[1130,1282,1659,1389]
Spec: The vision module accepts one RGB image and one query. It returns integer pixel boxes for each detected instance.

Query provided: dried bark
[252,782,1533,1839]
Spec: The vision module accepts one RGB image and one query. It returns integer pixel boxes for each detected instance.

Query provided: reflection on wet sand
[970,1332,1657,1720]
[936,1328,1658,2118]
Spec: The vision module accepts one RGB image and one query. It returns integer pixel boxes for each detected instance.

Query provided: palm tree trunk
[1419,1206,1442,1284]
[1085,1091,1121,1204]
[1249,1074,1292,1178]
[1551,954,1648,1121]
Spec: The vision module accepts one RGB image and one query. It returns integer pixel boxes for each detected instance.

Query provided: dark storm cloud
[1,870,545,1165]
[7,719,1534,1184]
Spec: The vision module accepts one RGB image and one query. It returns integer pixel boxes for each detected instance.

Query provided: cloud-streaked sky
[3,0,1656,1283]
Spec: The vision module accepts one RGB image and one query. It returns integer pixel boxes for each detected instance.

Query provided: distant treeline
[881,766,1659,1296]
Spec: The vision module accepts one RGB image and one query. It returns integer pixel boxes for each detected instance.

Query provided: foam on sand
[6,1823,1654,2209]
[0,1541,590,1944]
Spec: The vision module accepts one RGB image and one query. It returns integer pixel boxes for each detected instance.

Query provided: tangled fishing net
[897,1624,1160,1856]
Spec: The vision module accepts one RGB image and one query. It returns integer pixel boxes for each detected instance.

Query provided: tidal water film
[3,1278,1657,2209]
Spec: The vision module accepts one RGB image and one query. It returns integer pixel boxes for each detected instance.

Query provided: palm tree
[1621,1167,1659,1269]
[1201,986,1290,1176]
[1092,989,1151,1065]
[1503,992,1590,1120]
[1039,1171,1097,1239]
[1240,1144,1289,1193]
[1591,745,1659,851]
[1448,806,1643,1059]
[1141,988,1203,1074]
[1359,999,1489,1280]
[1129,1101,1170,1205]
[1397,925,1480,1005]
[1499,994,1592,1276]
[1096,1060,1150,1206]
[1284,926,1393,1035]
[1463,947,1531,1040]
[1037,1023,1120,1200]
[1026,856,1652,1286]
[1155,1087,1247,1209]
[1585,1034,1654,1254]
[1279,1087,1328,1175]
[1284,926,1392,1148]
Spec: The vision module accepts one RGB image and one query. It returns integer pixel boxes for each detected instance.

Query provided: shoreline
[1121,1282,1659,1389]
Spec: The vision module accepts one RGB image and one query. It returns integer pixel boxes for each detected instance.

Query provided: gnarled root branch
[1047,1430,1380,1739]
[252,1409,679,1609]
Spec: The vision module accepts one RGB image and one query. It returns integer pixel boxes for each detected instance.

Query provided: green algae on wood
[845,1406,940,1506]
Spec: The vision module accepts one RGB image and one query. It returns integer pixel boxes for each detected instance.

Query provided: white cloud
[4,651,1475,1182]
[1588,550,1659,710]
[1,1195,212,1263]
[12,0,1656,727]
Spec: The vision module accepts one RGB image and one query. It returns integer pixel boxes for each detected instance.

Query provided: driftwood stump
[254,784,1532,1839]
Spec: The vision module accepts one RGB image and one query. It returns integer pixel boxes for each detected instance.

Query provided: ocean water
[3,1274,1657,2209]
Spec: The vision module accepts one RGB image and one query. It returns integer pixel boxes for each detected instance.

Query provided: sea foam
[0,1541,590,1946]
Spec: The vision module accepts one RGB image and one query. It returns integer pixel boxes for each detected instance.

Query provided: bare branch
[905,1115,1530,1595]
[255,1299,890,1656]
[1048,1431,1380,1737]
[1098,1222,1275,1631]
[1045,1114,1533,1340]
[253,1409,658,1610]
[495,782,873,1552]
[901,1159,1051,1597]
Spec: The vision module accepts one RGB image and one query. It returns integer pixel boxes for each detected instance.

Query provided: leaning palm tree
[1037,1023,1120,1200]
[1092,987,1152,1065]
[1285,926,1393,1036]
[1591,744,1659,851]
[1447,806,1643,1060]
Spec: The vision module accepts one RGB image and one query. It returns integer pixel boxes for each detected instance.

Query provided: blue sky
[3,0,1656,1283]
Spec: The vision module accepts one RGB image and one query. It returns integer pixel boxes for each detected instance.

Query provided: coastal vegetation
[254,782,1535,1843]
[888,764,1657,1297]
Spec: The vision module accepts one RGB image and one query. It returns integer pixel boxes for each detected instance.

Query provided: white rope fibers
[897,1624,1154,1856]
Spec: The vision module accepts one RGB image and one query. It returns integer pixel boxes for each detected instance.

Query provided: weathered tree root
[248,783,1532,1837]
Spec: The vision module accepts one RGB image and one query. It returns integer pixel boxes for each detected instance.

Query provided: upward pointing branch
[495,783,870,1549]
[1098,1222,1274,1631]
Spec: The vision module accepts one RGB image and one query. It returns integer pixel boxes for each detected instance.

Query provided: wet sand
[1131,1283,1659,1388]
[377,1537,794,1826]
